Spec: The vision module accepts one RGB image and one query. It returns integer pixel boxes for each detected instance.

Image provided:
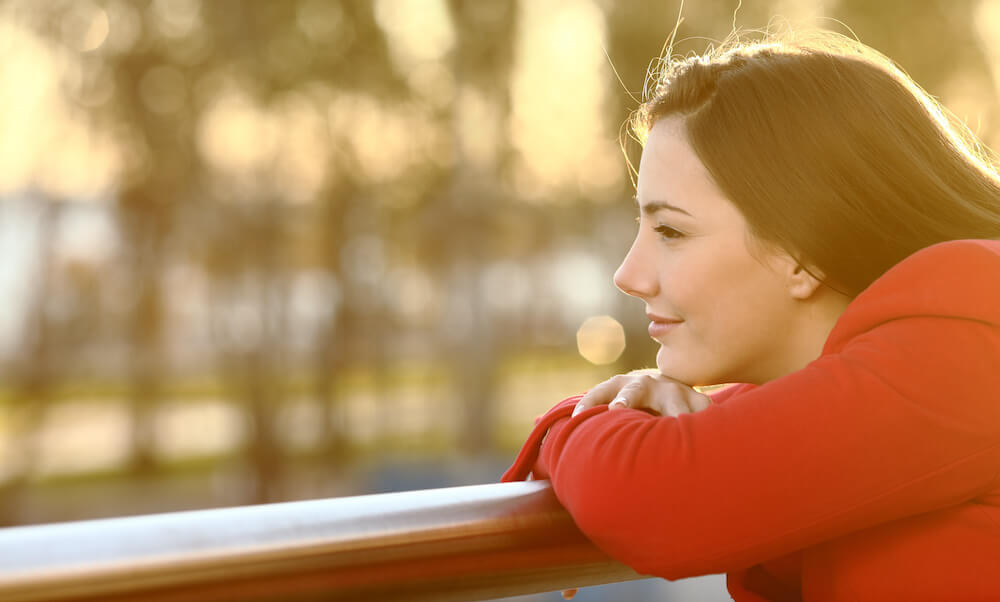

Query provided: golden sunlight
[374,0,456,69]
[0,15,118,199]
[510,0,622,201]
[973,0,1000,149]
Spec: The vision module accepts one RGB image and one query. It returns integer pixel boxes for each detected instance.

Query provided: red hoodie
[502,239,1000,601]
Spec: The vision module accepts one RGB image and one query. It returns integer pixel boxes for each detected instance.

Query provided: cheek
[706,266,795,364]
[681,293,742,356]
[656,253,789,379]
[667,254,743,323]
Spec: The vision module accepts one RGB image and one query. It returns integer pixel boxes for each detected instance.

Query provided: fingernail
[571,404,583,417]
[609,396,628,409]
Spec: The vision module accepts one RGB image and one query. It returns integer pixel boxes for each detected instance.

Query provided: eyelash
[654,224,685,240]
[634,216,685,241]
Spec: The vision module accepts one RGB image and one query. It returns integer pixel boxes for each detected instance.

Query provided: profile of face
[614,116,827,386]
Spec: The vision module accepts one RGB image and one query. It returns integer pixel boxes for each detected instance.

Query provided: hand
[571,369,712,418]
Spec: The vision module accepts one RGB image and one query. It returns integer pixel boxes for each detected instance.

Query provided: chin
[656,351,698,386]
[656,348,724,387]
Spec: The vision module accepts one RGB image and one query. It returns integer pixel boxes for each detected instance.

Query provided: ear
[788,263,824,300]
[755,239,825,299]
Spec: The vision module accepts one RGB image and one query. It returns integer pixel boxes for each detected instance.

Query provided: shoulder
[825,239,1000,352]
[877,239,1000,283]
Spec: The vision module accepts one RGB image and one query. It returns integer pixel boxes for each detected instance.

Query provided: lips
[647,312,682,339]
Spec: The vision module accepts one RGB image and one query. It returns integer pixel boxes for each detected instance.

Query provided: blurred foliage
[0,0,997,525]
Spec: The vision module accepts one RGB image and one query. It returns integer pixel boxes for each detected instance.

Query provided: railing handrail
[0,481,644,601]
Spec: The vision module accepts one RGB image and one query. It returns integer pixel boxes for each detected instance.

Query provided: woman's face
[615,116,805,385]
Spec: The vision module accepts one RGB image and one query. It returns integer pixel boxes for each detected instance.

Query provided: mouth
[647,312,682,339]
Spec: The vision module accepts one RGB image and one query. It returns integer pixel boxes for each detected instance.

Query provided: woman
[502,29,1000,601]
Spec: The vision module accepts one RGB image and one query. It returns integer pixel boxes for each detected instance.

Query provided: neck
[756,289,852,384]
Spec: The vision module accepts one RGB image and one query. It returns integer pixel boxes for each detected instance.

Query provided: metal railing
[0,481,644,601]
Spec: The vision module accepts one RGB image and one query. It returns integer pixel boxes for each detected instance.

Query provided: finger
[661,393,693,417]
[687,389,713,412]
[608,379,647,411]
[580,375,623,406]
[627,368,661,377]
[635,379,681,416]
[561,588,578,600]
[573,376,624,416]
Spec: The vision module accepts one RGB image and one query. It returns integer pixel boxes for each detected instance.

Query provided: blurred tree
[443,0,518,454]
[0,198,60,525]
[308,0,406,467]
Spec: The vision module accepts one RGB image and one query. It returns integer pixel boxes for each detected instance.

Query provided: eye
[654,224,685,240]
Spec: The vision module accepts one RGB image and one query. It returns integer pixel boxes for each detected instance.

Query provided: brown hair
[632,30,1000,296]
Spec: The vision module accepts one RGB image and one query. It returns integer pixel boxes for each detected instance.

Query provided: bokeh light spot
[374,0,455,68]
[81,8,110,52]
[197,89,277,173]
[150,0,203,39]
[576,315,626,365]
[61,3,110,52]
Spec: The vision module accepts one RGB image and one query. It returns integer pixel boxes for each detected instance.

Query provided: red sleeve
[501,395,580,482]
[500,384,754,483]
[537,315,1000,580]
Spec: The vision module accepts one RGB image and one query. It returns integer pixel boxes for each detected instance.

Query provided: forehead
[636,116,730,215]
[638,117,704,193]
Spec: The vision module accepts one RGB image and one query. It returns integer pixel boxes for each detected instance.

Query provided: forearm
[536,320,1000,578]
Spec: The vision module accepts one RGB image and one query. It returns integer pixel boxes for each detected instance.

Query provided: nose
[613,235,658,299]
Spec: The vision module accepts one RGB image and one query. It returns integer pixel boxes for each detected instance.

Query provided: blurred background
[1,0,999,599]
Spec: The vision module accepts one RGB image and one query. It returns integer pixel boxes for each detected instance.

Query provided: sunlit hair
[630,28,1000,296]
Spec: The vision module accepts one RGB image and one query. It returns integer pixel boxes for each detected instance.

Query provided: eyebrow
[634,196,693,217]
